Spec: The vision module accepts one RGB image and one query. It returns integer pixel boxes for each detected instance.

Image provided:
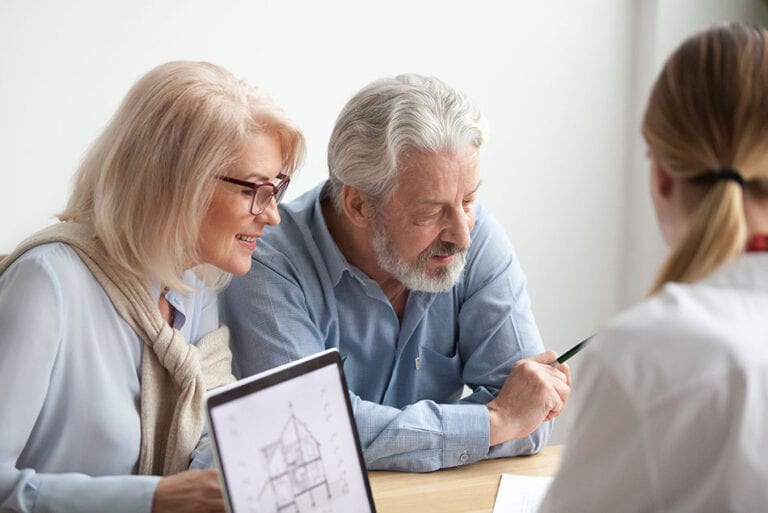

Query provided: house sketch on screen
[257,402,349,513]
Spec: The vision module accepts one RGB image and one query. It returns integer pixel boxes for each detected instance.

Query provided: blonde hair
[643,22,768,293]
[60,61,305,291]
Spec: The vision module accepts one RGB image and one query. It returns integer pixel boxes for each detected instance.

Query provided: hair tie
[690,168,745,187]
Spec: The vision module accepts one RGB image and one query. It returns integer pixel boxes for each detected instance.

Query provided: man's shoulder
[462,202,515,276]
[258,185,323,255]
[468,203,510,249]
[248,183,337,289]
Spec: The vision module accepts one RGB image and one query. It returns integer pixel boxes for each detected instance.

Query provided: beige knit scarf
[0,222,235,476]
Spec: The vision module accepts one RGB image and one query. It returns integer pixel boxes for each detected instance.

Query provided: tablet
[205,348,376,513]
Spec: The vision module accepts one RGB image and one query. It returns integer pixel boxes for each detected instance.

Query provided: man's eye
[241,189,253,196]
[414,212,441,224]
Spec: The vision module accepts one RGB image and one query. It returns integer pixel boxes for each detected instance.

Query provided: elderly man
[222,74,570,472]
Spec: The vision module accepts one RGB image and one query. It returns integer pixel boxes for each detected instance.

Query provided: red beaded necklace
[746,233,768,252]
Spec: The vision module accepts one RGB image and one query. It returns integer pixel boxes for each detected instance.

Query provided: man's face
[369,146,480,292]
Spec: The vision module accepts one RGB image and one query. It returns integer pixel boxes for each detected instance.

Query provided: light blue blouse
[0,242,218,513]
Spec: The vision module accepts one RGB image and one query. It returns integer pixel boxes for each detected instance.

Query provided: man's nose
[442,208,471,248]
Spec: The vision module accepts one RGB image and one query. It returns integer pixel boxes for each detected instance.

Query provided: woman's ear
[651,157,675,200]
[341,185,374,228]
[650,156,692,248]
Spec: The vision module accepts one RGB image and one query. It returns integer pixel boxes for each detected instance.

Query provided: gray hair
[326,74,488,212]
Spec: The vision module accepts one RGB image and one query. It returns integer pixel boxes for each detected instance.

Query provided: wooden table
[368,444,563,513]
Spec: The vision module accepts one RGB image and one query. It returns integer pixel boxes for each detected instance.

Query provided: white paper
[492,474,553,513]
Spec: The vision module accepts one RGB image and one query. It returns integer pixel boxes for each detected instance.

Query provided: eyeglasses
[216,173,291,215]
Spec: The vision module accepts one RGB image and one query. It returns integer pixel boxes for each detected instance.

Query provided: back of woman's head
[643,22,768,292]
[61,61,304,290]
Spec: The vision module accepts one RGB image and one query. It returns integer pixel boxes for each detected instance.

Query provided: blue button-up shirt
[222,182,551,471]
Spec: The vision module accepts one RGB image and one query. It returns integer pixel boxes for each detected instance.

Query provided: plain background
[2,0,767,444]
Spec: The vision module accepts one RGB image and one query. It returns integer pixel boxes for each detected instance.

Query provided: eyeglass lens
[253,186,275,213]
[251,180,288,214]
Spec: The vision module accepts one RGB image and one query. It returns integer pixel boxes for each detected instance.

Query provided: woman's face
[198,132,283,275]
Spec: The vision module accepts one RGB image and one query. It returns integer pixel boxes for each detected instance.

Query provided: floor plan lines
[257,402,349,513]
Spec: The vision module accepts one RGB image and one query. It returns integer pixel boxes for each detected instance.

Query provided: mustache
[421,241,468,259]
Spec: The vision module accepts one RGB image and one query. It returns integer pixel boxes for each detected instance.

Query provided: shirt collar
[148,275,190,330]
[701,252,768,293]
[305,181,363,287]
[304,183,440,311]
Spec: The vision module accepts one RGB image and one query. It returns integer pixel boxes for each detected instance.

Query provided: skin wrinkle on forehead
[395,146,481,204]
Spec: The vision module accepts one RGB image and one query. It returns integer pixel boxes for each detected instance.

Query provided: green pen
[550,335,592,366]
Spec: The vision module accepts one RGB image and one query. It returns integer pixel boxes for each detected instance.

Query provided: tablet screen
[207,351,375,513]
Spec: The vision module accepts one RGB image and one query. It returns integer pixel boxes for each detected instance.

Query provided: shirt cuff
[439,403,490,468]
[34,473,161,513]
[189,437,214,469]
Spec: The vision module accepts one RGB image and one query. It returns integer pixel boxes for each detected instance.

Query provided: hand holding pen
[487,350,572,445]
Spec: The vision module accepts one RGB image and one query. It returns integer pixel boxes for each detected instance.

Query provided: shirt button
[459,450,469,463]
[415,357,421,370]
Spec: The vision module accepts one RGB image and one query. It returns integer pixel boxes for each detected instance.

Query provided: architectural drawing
[257,403,349,512]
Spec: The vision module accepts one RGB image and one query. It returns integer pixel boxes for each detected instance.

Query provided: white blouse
[540,253,768,513]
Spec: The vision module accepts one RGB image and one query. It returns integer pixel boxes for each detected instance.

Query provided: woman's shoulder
[0,242,103,336]
[589,280,765,400]
[2,242,92,284]
[605,277,760,341]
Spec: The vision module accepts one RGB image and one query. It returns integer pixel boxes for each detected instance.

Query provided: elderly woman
[0,61,304,513]
[540,22,768,513]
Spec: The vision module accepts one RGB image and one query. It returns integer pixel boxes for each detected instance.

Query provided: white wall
[1,0,767,444]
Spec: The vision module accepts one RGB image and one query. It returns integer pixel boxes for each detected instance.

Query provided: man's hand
[152,469,225,513]
[486,351,571,446]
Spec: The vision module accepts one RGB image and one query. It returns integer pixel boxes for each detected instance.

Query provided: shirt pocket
[416,345,464,403]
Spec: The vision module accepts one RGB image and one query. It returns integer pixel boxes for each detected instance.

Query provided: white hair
[326,73,488,212]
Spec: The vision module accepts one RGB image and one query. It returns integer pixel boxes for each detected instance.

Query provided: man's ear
[341,185,374,228]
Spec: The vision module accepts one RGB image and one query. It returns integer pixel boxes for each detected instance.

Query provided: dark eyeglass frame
[216,173,291,215]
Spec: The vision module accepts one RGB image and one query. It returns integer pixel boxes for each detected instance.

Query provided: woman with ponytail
[540,22,768,513]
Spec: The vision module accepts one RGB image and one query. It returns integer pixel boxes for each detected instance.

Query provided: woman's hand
[152,469,225,513]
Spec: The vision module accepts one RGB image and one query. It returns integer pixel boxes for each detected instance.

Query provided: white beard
[370,220,467,293]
